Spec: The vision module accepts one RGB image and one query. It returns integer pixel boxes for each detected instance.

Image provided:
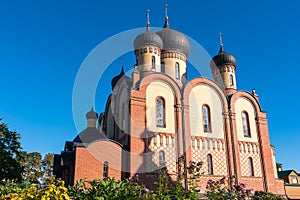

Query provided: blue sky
[0,0,299,171]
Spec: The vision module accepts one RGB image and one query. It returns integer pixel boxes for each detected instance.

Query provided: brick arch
[184,77,229,112]
[137,73,182,104]
[230,91,262,116]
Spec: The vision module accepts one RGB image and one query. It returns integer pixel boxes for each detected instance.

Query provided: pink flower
[239,183,246,189]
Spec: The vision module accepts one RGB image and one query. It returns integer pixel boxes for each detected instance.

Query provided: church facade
[54,10,285,195]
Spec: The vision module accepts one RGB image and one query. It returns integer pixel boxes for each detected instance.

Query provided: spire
[219,32,224,52]
[121,56,125,75]
[163,4,170,28]
[146,9,150,31]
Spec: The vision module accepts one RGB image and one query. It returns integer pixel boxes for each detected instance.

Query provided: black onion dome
[211,47,236,67]
[156,18,190,57]
[134,30,163,49]
[111,66,125,89]
[86,107,98,119]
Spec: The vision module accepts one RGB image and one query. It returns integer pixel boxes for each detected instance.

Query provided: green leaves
[0,119,23,181]
[69,177,150,200]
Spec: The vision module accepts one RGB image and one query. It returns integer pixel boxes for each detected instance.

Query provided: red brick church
[54,8,285,195]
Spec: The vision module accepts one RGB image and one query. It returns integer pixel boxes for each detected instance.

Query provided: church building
[54,8,285,195]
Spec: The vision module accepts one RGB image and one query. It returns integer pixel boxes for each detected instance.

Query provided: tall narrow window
[203,105,211,133]
[159,150,165,167]
[103,161,109,178]
[161,62,165,73]
[242,111,251,137]
[230,74,234,86]
[156,97,165,127]
[207,154,213,175]
[248,157,254,176]
[152,56,155,69]
[175,62,180,79]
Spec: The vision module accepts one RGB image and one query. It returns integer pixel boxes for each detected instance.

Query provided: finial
[165,4,168,18]
[163,4,170,28]
[146,9,150,31]
[121,56,124,74]
[219,33,223,52]
[86,106,98,120]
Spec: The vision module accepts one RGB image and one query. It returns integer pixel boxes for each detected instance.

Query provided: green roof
[278,170,298,177]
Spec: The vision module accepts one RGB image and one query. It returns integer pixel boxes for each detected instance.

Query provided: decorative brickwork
[147,133,177,174]
[191,137,228,176]
[238,142,262,177]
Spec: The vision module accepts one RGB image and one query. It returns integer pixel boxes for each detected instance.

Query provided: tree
[20,152,55,184]
[20,151,42,183]
[41,153,54,183]
[0,118,23,181]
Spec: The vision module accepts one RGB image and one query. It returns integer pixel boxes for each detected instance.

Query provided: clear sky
[0,0,299,172]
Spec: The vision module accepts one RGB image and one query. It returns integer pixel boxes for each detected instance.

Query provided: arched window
[175,62,180,79]
[161,62,165,73]
[156,97,165,127]
[230,74,234,86]
[103,161,109,178]
[242,111,251,137]
[207,154,213,175]
[248,157,254,176]
[159,150,165,167]
[203,105,211,133]
[152,56,155,69]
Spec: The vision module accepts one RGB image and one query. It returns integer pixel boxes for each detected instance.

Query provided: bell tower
[210,33,237,95]
[133,10,163,75]
[156,4,190,85]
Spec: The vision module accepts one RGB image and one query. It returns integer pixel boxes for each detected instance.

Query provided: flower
[207,180,214,184]
[142,188,149,193]
[239,183,246,189]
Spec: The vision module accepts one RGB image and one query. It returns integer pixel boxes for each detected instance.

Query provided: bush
[0,179,69,200]
[68,176,150,200]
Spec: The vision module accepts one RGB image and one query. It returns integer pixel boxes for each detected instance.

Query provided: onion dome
[134,9,163,50]
[156,16,190,57]
[86,107,98,119]
[111,65,125,89]
[211,34,236,67]
[134,30,163,49]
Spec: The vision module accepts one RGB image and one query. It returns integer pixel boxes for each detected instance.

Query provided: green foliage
[19,151,55,184]
[206,177,250,200]
[152,168,171,200]
[0,119,23,181]
[0,176,285,200]
[20,151,42,183]
[206,177,284,200]
[172,156,203,199]
[68,176,150,200]
[0,117,55,186]
[0,179,70,200]
[252,191,285,200]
